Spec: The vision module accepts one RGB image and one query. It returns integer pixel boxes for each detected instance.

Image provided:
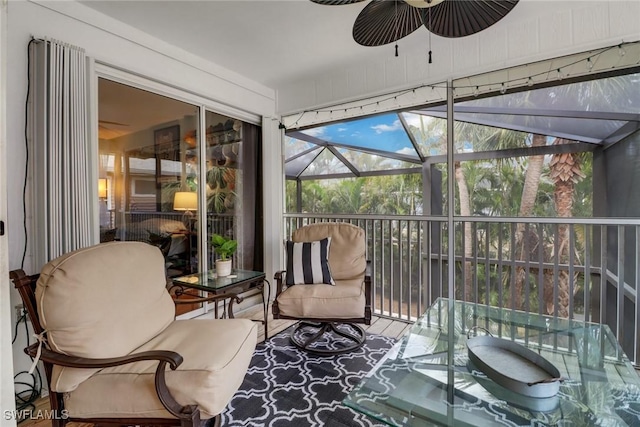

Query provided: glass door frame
[94,63,261,319]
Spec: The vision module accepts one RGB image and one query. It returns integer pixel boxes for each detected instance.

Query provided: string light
[282,41,635,129]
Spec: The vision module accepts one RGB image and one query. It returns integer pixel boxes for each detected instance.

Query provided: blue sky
[301,113,419,157]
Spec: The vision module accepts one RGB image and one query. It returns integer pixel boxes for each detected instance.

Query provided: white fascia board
[28,0,276,104]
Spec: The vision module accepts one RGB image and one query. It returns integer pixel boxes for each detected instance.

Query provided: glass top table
[344,298,640,426]
[171,269,269,338]
[172,269,266,293]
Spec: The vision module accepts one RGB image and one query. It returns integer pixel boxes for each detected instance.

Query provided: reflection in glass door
[97,78,200,315]
[204,111,262,274]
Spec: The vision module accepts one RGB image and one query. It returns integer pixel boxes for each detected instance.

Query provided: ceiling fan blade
[353,0,424,47]
[310,0,366,4]
[423,0,519,38]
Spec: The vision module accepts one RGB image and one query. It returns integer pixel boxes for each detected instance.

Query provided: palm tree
[512,133,547,310]
[543,137,587,316]
[455,122,536,304]
[330,179,364,213]
[535,74,630,316]
[454,160,473,300]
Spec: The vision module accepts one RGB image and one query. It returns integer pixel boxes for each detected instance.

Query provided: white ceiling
[80,0,452,90]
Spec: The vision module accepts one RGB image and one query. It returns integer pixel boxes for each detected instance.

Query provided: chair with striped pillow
[273,222,372,355]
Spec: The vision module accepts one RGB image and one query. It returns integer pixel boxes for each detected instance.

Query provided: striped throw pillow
[286,237,335,286]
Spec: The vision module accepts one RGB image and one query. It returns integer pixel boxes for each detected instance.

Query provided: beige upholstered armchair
[10,241,257,427]
[272,222,372,355]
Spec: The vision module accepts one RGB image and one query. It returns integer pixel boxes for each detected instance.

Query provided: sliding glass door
[97,77,262,316]
[98,79,201,315]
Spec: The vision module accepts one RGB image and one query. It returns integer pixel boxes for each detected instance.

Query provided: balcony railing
[284,213,640,366]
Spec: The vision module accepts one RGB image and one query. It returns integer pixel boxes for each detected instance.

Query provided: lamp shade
[98,178,108,199]
[173,191,197,211]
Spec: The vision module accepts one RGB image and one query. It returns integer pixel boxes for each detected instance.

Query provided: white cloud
[371,119,402,134]
[396,147,417,156]
[302,127,326,137]
[337,127,347,132]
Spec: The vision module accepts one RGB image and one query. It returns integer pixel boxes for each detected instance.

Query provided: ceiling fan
[311,0,520,47]
[99,119,130,127]
[98,119,130,139]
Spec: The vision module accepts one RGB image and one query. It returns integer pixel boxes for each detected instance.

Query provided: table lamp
[98,178,108,199]
[173,191,197,229]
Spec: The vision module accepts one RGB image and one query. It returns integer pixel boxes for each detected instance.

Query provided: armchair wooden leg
[202,414,220,427]
[178,405,201,427]
[290,322,366,355]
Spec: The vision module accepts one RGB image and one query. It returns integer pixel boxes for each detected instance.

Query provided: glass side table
[171,269,270,339]
[344,298,640,426]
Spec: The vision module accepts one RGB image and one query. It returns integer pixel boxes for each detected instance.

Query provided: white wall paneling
[0,0,17,423]
[276,1,640,115]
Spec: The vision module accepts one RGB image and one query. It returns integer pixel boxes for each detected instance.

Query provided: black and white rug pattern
[219,324,395,427]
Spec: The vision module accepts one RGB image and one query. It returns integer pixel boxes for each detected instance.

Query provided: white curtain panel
[31,38,92,263]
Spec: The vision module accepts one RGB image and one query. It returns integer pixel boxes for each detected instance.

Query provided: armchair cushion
[285,238,334,285]
[292,223,365,281]
[37,242,175,392]
[63,319,257,420]
[276,278,365,319]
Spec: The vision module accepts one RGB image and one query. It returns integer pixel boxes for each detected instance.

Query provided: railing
[110,211,237,268]
[284,213,640,366]
[111,211,235,240]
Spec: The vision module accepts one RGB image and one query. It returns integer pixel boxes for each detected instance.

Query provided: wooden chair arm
[25,342,197,421]
[25,343,183,370]
[274,263,370,297]
[274,270,286,296]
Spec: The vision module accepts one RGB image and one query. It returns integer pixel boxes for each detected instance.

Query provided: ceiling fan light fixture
[404,0,445,8]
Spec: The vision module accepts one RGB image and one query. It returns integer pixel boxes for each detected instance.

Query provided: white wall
[1,0,17,423]
[4,0,277,400]
[276,0,640,115]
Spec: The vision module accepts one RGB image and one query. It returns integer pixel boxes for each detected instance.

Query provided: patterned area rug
[219,324,395,427]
